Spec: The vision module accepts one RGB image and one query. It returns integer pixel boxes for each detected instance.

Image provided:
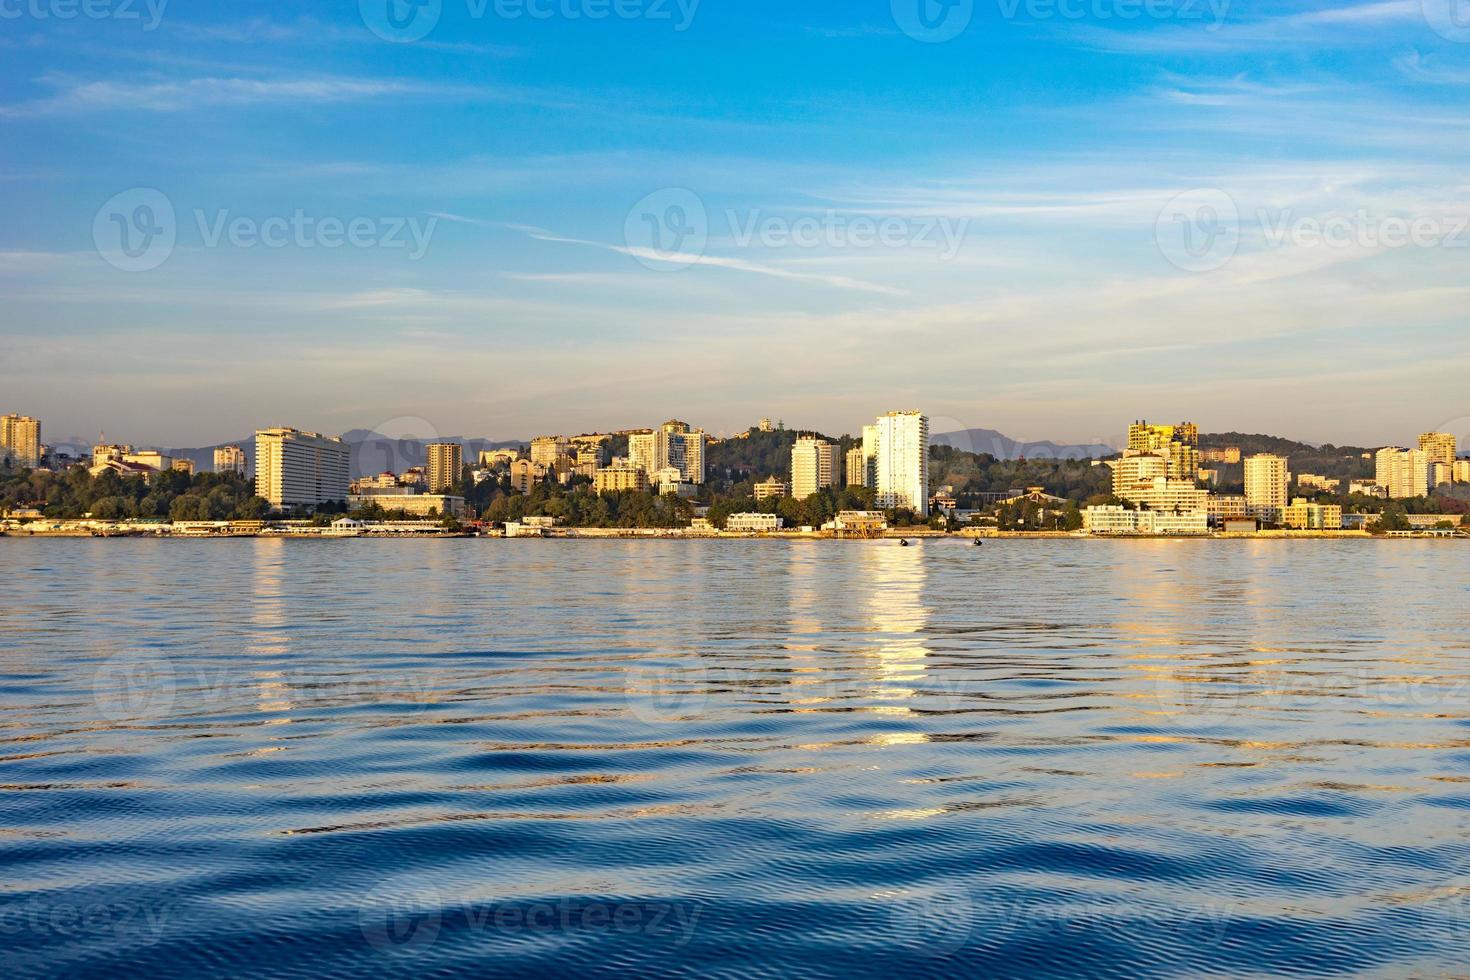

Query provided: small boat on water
[899,539,910,547]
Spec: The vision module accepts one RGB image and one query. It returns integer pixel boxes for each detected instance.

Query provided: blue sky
[3,0,1470,449]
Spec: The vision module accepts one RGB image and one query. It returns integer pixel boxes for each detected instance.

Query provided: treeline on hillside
[1202,432,1374,482]
[704,427,856,487]
[1,467,270,520]
[930,446,1114,503]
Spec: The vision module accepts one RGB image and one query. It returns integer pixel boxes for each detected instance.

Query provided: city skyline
[4,3,1470,446]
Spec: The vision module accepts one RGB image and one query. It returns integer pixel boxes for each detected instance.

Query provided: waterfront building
[1131,477,1208,515]
[1375,447,1429,499]
[214,445,247,475]
[726,512,783,532]
[831,510,888,534]
[873,411,929,516]
[593,464,648,494]
[1297,473,1341,493]
[425,443,463,492]
[753,476,788,500]
[254,428,351,508]
[347,493,466,518]
[1282,499,1344,530]
[1083,506,1208,535]
[1419,432,1456,469]
[1244,454,1290,522]
[791,437,839,500]
[1111,450,1170,500]
[510,458,548,494]
[1207,494,1249,523]
[0,414,41,469]
[1127,421,1200,480]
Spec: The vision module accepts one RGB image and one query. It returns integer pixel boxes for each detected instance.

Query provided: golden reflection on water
[249,537,289,657]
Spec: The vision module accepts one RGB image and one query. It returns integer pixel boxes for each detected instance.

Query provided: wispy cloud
[0,73,482,117]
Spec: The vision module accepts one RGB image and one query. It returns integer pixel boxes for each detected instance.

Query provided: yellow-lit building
[1283,498,1344,530]
[510,458,549,494]
[791,436,839,500]
[1244,453,1290,522]
[425,443,462,492]
[593,464,648,494]
[1419,432,1456,469]
[1127,420,1200,480]
[754,476,788,500]
[1,414,41,469]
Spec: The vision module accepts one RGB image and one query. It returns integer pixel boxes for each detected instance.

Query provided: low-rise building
[832,510,887,534]
[1297,473,1341,493]
[1083,506,1208,535]
[726,512,783,532]
[347,494,466,517]
[1282,498,1344,530]
[753,476,787,500]
[1207,494,1248,522]
[1349,480,1386,497]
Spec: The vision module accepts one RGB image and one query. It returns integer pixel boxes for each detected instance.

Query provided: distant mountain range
[931,428,1116,460]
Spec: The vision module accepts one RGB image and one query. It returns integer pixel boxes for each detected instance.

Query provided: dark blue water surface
[2,538,1468,978]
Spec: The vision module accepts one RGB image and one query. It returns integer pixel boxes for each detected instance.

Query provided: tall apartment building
[254,428,351,508]
[425,442,463,492]
[214,445,247,476]
[873,411,929,516]
[1375,447,1429,499]
[593,464,649,494]
[1127,421,1200,480]
[530,436,569,467]
[1418,432,1456,469]
[628,420,706,484]
[1112,450,1170,499]
[790,437,839,500]
[1244,453,1290,522]
[1,414,41,469]
[845,445,868,488]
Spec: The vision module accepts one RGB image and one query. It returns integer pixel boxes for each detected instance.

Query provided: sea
[2,537,1468,977]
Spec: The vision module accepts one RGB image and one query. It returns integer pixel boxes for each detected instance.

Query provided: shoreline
[3,527,1464,541]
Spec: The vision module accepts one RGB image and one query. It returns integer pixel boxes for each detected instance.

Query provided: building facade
[726,512,783,532]
[628,420,706,484]
[1419,432,1456,469]
[0,414,41,469]
[1127,421,1200,480]
[1283,499,1344,530]
[791,436,839,500]
[593,464,648,494]
[1244,453,1290,522]
[1375,447,1429,499]
[873,411,929,516]
[425,442,463,493]
[214,445,247,476]
[254,428,351,508]
[753,476,788,500]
